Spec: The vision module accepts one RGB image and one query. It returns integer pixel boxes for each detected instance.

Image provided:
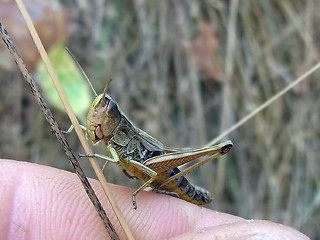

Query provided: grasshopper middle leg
[127,160,158,209]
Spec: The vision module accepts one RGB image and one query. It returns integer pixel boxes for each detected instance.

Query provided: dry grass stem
[14,0,134,239]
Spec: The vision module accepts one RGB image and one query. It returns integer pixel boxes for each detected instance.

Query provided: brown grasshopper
[65,79,233,209]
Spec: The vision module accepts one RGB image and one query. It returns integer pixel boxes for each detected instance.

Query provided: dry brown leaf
[0,0,72,70]
[191,24,225,83]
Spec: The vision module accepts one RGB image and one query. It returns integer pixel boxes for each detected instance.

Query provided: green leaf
[36,44,92,121]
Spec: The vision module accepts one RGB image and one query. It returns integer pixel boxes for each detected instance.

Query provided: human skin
[0,159,310,240]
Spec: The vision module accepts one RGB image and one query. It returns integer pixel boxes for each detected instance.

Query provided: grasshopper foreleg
[62,125,87,134]
[78,152,118,163]
[79,146,120,172]
[101,145,120,173]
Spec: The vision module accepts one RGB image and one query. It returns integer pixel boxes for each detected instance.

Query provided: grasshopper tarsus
[78,153,86,158]
[132,196,137,210]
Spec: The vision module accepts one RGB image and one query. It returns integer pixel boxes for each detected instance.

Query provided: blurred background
[0,0,319,238]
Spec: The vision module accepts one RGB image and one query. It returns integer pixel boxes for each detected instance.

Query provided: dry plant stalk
[206,60,320,147]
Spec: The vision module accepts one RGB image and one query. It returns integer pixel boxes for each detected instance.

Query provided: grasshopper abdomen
[153,168,213,205]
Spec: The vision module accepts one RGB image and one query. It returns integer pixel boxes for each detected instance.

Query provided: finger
[0,159,309,240]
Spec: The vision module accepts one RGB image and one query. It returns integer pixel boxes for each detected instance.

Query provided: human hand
[0,159,309,240]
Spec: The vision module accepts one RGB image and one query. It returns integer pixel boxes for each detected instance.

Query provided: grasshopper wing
[144,140,233,173]
[135,128,165,152]
[134,127,192,153]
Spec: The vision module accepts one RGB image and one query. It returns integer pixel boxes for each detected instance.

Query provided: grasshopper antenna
[102,78,112,104]
[103,78,112,96]
[65,47,98,97]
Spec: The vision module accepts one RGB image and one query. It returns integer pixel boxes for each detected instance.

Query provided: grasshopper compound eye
[106,99,120,118]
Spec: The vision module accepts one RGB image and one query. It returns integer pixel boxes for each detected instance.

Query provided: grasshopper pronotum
[65,51,233,209]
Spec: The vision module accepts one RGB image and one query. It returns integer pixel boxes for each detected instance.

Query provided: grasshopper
[66,79,233,209]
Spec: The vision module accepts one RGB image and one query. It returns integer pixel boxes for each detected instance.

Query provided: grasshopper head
[86,93,121,144]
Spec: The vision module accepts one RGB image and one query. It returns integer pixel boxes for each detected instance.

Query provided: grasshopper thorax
[86,93,121,144]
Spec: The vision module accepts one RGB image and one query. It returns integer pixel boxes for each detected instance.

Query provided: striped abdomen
[151,168,213,205]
